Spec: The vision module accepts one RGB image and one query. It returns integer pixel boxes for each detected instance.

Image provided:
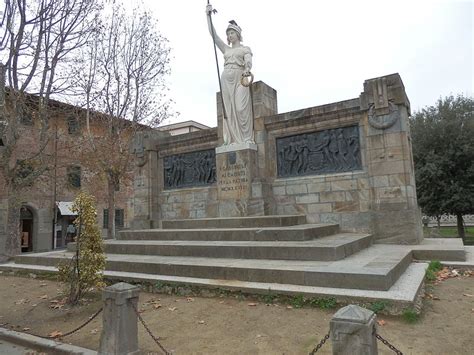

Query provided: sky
[140,0,473,128]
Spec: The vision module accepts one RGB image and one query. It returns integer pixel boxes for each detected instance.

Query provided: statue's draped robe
[221,46,253,145]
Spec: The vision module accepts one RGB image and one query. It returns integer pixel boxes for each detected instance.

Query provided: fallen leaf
[49,330,63,338]
[463,293,474,297]
[168,307,177,312]
[15,299,29,305]
[377,320,387,326]
[247,303,258,307]
[153,304,162,309]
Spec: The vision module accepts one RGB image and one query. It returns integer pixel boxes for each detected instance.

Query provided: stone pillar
[330,304,378,355]
[360,73,423,244]
[215,81,278,217]
[216,143,259,216]
[130,131,168,229]
[99,282,140,355]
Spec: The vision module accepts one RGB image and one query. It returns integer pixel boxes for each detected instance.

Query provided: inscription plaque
[218,163,249,194]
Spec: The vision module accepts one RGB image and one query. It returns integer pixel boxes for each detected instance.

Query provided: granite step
[117,223,339,241]
[13,245,412,291]
[100,233,372,261]
[0,262,428,308]
[161,214,307,229]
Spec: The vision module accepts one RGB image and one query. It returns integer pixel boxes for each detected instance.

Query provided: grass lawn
[424,226,474,245]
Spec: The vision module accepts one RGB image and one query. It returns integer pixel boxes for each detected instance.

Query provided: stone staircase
[12,215,405,289]
[1,214,467,306]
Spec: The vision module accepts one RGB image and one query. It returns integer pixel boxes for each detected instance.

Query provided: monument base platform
[3,215,468,313]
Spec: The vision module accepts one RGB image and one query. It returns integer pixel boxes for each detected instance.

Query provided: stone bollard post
[99,282,140,355]
[330,304,378,355]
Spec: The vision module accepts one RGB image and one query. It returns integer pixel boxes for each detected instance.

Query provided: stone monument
[131,72,422,244]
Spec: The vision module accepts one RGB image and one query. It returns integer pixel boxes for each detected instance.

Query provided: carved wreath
[368,101,400,130]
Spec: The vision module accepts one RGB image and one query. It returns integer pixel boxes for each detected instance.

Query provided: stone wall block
[371,175,390,188]
[369,161,405,176]
[272,186,286,196]
[330,179,357,191]
[307,203,333,214]
[286,184,308,195]
[388,173,409,187]
[334,201,360,213]
[295,194,320,204]
[307,182,330,193]
[320,191,346,203]
[357,178,370,190]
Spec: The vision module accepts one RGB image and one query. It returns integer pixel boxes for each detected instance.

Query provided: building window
[17,105,33,125]
[20,113,33,125]
[67,116,79,135]
[16,159,34,186]
[103,209,124,229]
[67,165,81,188]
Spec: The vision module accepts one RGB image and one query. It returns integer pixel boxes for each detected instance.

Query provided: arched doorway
[20,206,34,252]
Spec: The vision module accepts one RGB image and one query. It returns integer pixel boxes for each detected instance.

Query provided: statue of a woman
[206,4,254,145]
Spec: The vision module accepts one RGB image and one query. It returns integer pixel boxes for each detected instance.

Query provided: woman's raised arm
[206,4,227,53]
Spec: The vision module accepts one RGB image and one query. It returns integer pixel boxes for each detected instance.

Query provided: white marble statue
[206,4,254,145]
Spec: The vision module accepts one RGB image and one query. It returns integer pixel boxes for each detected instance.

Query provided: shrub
[58,192,106,304]
[370,300,389,314]
[290,294,306,308]
[402,308,419,323]
[428,260,442,272]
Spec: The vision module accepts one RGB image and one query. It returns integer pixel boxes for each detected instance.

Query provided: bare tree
[0,0,98,260]
[73,3,172,238]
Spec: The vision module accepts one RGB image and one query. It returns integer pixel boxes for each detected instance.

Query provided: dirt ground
[0,271,473,355]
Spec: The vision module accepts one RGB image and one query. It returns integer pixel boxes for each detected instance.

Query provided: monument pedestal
[216,143,264,217]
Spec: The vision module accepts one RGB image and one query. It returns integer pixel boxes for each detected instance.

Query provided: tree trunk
[456,213,465,244]
[107,176,115,239]
[4,186,21,261]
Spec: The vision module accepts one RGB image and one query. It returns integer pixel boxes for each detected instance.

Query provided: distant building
[158,120,211,136]
[0,94,138,254]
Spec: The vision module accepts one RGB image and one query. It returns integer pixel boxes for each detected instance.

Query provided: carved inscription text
[218,163,249,193]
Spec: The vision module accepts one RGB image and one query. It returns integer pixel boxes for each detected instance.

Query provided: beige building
[158,120,211,136]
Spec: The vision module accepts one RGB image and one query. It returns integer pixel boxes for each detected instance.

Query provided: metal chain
[131,301,171,355]
[375,332,403,354]
[27,307,103,339]
[308,331,330,354]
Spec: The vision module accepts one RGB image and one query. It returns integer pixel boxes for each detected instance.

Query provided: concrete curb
[0,327,97,354]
